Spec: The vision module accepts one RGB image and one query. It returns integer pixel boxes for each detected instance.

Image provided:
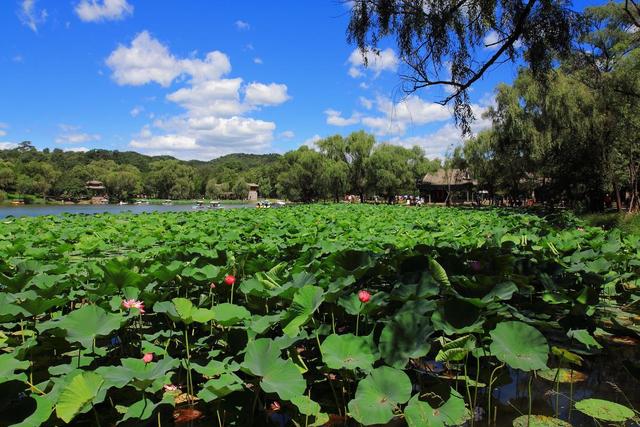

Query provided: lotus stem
[355,313,360,337]
[527,373,533,427]
[487,363,504,426]
[184,327,194,406]
[464,359,474,427]
[229,282,235,304]
[473,354,480,413]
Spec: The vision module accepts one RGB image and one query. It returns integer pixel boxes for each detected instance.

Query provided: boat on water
[134,200,150,205]
[161,200,173,205]
[118,201,128,205]
[256,200,272,208]
[9,199,25,205]
[274,200,286,207]
[193,200,222,209]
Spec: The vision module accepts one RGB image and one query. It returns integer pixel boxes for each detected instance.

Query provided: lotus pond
[0,205,638,426]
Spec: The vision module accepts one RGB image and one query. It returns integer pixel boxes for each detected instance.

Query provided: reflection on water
[0,203,255,218]
[483,345,640,426]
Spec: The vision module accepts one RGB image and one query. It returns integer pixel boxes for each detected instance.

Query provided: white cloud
[64,146,90,152]
[389,100,494,158]
[75,0,133,22]
[106,31,231,87]
[359,82,370,89]
[253,57,263,64]
[302,134,322,147]
[348,47,398,78]
[55,124,101,144]
[0,123,7,138]
[342,95,450,136]
[0,142,19,150]
[12,55,24,63]
[324,109,360,126]
[18,0,47,32]
[108,32,291,159]
[167,78,245,117]
[235,20,250,30]
[130,106,144,117]
[359,96,373,110]
[56,132,101,144]
[279,130,295,139]
[245,83,290,106]
[483,31,500,51]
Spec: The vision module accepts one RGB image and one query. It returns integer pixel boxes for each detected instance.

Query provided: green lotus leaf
[321,333,377,371]
[119,393,175,422]
[38,304,124,349]
[55,371,105,423]
[0,293,29,321]
[0,353,30,384]
[567,329,602,350]
[348,366,412,425]
[211,303,251,326]
[172,297,195,324]
[574,398,635,422]
[379,311,433,368]
[181,264,220,281]
[242,338,306,400]
[431,299,484,335]
[197,373,244,402]
[10,394,54,427]
[512,415,572,426]
[490,321,548,371]
[282,285,324,337]
[429,257,451,287]
[96,356,179,391]
[405,389,470,427]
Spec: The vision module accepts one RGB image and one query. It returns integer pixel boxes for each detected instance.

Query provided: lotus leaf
[574,398,635,422]
[404,389,470,427]
[321,333,377,371]
[379,310,433,368]
[512,415,572,426]
[38,304,124,349]
[490,321,548,371]
[348,366,411,425]
[55,371,105,423]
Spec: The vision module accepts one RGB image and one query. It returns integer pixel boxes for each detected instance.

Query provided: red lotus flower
[358,290,371,303]
[270,401,281,411]
[142,353,153,364]
[122,299,145,313]
[224,275,236,286]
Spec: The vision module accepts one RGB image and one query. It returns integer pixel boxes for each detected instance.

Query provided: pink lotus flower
[358,290,371,303]
[468,260,482,272]
[142,353,153,364]
[122,299,145,313]
[164,384,179,392]
[270,401,281,411]
[224,275,236,286]
[210,282,216,289]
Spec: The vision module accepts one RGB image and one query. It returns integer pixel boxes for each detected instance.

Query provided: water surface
[0,203,254,218]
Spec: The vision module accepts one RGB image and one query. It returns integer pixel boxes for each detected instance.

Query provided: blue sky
[0,0,596,160]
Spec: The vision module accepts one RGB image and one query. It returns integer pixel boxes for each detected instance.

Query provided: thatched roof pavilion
[418,169,477,203]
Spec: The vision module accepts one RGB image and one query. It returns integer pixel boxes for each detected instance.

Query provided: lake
[0,203,255,218]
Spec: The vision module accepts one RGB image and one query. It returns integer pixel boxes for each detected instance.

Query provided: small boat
[118,201,128,205]
[256,200,272,208]
[10,199,25,205]
[134,199,150,205]
[161,200,173,205]
[209,201,222,209]
[192,200,206,210]
[274,200,286,207]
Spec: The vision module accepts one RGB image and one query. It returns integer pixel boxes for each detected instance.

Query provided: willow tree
[347,0,580,132]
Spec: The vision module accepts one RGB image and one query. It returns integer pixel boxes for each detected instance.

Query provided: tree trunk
[613,180,623,213]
